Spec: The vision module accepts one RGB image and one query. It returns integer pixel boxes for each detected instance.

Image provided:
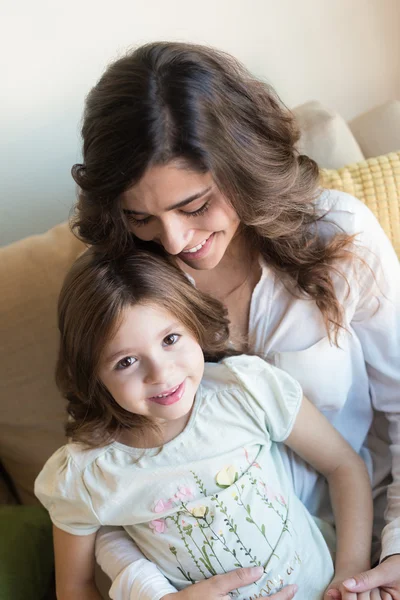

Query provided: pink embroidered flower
[244,447,261,469]
[153,498,174,513]
[277,494,287,506]
[174,486,194,501]
[261,482,277,500]
[149,519,167,534]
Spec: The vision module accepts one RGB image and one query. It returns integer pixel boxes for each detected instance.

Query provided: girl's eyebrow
[105,347,137,364]
[123,186,212,216]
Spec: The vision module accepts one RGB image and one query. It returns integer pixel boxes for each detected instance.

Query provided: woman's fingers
[259,584,298,600]
[358,589,381,600]
[380,593,394,600]
[212,566,264,595]
[343,556,400,593]
[182,568,298,600]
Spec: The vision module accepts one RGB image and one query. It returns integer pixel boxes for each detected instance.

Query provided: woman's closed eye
[183,199,211,218]
[115,356,137,370]
[125,199,211,228]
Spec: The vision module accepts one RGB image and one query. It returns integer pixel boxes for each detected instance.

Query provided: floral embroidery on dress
[148,466,297,594]
[215,465,238,487]
[244,447,261,469]
[173,486,194,501]
[154,498,174,513]
[149,518,167,534]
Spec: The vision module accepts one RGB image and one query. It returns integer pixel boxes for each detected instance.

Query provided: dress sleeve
[34,445,100,536]
[36,449,178,598]
[346,200,400,561]
[223,354,303,442]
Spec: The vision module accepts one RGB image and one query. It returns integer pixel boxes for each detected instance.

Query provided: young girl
[35,248,374,600]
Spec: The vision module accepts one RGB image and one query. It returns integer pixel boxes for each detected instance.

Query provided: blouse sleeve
[345,199,400,561]
[223,354,303,442]
[95,527,178,600]
[34,445,100,536]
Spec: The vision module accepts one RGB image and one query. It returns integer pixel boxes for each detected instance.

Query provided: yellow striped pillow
[320,151,400,258]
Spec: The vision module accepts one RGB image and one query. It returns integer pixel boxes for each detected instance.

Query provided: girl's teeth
[155,385,179,398]
[183,238,207,253]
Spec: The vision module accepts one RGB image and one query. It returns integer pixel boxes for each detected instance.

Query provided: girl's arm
[53,525,102,600]
[285,396,373,598]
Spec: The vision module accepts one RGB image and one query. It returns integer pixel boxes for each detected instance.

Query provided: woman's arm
[285,396,374,599]
[339,205,400,597]
[95,526,178,600]
[53,525,102,600]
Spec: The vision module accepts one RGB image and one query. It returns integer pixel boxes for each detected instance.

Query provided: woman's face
[121,163,240,270]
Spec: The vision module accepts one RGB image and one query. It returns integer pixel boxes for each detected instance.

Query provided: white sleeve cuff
[109,559,177,600]
[380,518,400,562]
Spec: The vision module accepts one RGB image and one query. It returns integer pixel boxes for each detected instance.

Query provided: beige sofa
[0,100,399,599]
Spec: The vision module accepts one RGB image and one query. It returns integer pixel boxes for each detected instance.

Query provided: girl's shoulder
[62,442,113,471]
[37,442,114,482]
[202,355,302,442]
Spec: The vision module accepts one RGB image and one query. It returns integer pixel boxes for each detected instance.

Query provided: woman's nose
[159,218,190,256]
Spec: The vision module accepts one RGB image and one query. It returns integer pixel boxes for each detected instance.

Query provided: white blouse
[96,190,400,600]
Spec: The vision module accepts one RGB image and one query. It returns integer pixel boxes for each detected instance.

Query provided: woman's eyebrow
[123,186,212,216]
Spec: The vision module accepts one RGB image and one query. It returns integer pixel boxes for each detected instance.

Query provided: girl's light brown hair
[56,245,231,448]
[72,41,354,341]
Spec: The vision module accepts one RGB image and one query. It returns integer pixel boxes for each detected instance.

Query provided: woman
[71,42,400,599]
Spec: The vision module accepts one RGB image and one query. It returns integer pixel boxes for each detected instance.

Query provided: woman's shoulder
[315,188,381,237]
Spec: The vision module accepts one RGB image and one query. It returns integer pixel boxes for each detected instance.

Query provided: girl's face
[98,303,204,439]
[121,163,240,271]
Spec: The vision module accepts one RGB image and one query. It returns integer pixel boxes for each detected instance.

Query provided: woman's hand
[340,555,400,599]
[161,567,298,600]
[324,556,400,600]
[325,580,392,600]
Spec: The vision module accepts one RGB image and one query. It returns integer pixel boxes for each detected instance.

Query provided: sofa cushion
[320,151,400,258]
[293,100,365,169]
[0,223,85,504]
[0,506,54,600]
[349,100,400,159]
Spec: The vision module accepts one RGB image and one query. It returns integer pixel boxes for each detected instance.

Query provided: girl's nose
[144,358,172,385]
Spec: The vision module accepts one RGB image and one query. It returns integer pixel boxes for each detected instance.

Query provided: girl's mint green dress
[35,355,334,599]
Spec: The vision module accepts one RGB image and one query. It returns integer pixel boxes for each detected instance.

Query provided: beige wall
[1,0,399,245]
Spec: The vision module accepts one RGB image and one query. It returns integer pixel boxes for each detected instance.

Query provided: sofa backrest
[0,223,85,504]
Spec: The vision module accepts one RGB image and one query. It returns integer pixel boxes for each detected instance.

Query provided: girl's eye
[183,199,211,218]
[116,356,137,370]
[126,214,151,228]
[163,333,181,347]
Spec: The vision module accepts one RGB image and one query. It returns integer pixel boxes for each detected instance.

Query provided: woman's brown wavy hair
[72,41,354,342]
[56,246,231,448]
